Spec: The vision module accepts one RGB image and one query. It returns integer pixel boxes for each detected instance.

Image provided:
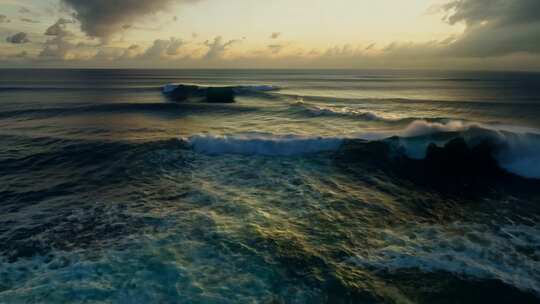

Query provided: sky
[0,0,539,70]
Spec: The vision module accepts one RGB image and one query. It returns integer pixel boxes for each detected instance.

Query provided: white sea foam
[356,119,483,140]
[494,132,540,179]
[162,84,178,94]
[309,105,390,121]
[352,223,540,295]
[186,133,343,156]
[400,119,476,137]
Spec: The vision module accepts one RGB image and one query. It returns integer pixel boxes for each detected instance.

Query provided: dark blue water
[1,69,540,303]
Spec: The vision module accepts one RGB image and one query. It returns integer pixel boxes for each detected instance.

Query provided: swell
[185,133,343,156]
[0,102,258,120]
[290,101,412,122]
[278,92,540,106]
[0,86,162,93]
[0,134,190,218]
[0,134,189,177]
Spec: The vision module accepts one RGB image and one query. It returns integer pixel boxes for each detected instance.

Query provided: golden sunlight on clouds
[0,0,539,70]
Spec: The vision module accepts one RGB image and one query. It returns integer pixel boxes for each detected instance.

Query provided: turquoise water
[0,69,539,303]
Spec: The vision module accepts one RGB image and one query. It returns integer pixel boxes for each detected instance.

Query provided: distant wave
[279,93,540,106]
[291,102,401,122]
[163,83,279,95]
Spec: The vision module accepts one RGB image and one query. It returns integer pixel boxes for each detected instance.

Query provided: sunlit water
[1,69,540,303]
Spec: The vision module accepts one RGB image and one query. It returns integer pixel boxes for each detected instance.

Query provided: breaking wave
[163,83,279,95]
[185,120,540,179]
[368,120,540,179]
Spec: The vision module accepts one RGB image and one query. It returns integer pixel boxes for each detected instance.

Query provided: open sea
[1,69,540,303]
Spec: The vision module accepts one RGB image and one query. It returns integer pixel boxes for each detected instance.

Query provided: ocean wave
[185,133,343,156]
[185,120,540,179]
[360,120,540,179]
[292,102,400,122]
[163,83,279,95]
[278,93,540,106]
[163,83,280,103]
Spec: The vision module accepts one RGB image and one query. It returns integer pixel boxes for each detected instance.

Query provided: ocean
[0,69,539,303]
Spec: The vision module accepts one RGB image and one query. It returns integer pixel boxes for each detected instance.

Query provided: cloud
[0,15,10,23]
[39,39,73,59]
[444,0,540,27]
[364,43,376,51]
[40,19,76,60]
[18,7,32,14]
[270,32,281,39]
[3,0,540,70]
[94,48,125,61]
[266,42,297,55]
[20,18,40,23]
[204,36,239,59]
[122,44,143,59]
[442,0,540,56]
[267,44,284,54]
[143,37,184,58]
[45,18,73,36]
[13,51,28,58]
[60,0,198,39]
[6,32,30,44]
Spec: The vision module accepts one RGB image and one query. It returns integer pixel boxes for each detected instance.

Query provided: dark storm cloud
[443,0,540,56]
[60,0,198,39]
[6,32,30,44]
[45,18,73,36]
[270,32,281,39]
[444,0,540,27]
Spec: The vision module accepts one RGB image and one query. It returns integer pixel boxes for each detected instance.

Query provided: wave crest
[163,83,279,95]
[291,102,397,122]
[373,120,540,179]
[184,120,540,179]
